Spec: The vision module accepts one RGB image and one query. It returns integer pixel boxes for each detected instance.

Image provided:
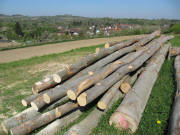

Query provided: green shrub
[170,23,180,34]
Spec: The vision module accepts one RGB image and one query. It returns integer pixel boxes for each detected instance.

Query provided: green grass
[0,35,179,135]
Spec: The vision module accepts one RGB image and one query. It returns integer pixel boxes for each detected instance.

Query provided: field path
[0,35,144,63]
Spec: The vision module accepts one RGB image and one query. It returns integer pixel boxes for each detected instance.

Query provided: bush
[170,23,180,34]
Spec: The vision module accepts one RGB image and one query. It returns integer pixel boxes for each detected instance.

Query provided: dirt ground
[0,35,145,63]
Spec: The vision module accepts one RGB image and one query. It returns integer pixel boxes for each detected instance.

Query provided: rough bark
[10,102,78,135]
[97,76,128,110]
[168,55,180,135]
[77,36,173,107]
[22,89,49,106]
[168,44,172,61]
[36,110,82,135]
[32,76,56,94]
[109,43,170,133]
[31,94,47,111]
[64,87,123,135]
[45,96,69,111]
[10,109,57,135]
[69,50,144,100]
[55,102,79,117]
[1,107,40,133]
[120,67,144,93]
[171,47,180,57]
[105,41,120,48]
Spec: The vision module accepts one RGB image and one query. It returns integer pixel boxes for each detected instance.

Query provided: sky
[0,0,180,19]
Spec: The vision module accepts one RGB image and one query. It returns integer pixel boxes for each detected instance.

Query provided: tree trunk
[36,110,82,135]
[109,43,170,133]
[120,67,144,93]
[105,41,120,48]
[52,38,139,83]
[168,44,171,60]
[22,89,49,106]
[97,76,128,110]
[64,86,123,135]
[31,94,47,111]
[77,36,173,107]
[171,47,180,56]
[32,76,56,94]
[168,55,180,135]
[45,96,69,111]
[67,31,161,100]
[10,102,78,135]
[55,102,79,117]
[10,109,57,135]
[1,107,40,133]
[69,50,144,100]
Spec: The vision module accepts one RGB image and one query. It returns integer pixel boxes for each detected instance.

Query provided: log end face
[77,93,87,106]
[109,112,137,133]
[43,93,51,104]
[95,48,100,54]
[55,108,62,118]
[21,99,28,107]
[120,83,131,94]
[31,102,39,111]
[105,43,110,48]
[67,90,76,100]
[32,86,38,94]
[97,101,106,110]
[53,74,61,83]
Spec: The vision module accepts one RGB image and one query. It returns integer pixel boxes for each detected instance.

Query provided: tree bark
[32,76,56,94]
[10,109,57,135]
[64,86,123,135]
[22,89,50,106]
[1,107,40,133]
[109,43,170,133]
[10,102,78,135]
[168,55,180,135]
[97,76,128,110]
[105,41,120,48]
[170,47,180,57]
[120,67,144,93]
[69,50,144,100]
[36,110,82,135]
[77,36,173,107]
[168,44,172,61]
[52,38,139,82]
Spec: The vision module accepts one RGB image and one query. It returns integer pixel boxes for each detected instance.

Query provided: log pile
[1,31,175,135]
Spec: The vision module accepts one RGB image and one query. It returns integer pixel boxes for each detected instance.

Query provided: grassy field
[0,35,180,135]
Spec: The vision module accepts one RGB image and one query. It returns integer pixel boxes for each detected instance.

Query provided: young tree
[14,22,24,37]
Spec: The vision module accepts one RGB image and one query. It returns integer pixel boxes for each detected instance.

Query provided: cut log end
[109,112,137,133]
[105,42,110,48]
[32,86,38,94]
[95,48,100,54]
[88,71,94,75]
[55,108,62,118]
[53,74,61,83]
[77,93,87,106]
[21,99,28,106]
[72,131,78,135]
[120,83,131,93]
[97,101,107,110]
[43,93,51,104]
[31,102,39,111]
[67,90,77,100]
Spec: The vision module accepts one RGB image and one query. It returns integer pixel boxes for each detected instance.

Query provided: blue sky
[0,0,179,19]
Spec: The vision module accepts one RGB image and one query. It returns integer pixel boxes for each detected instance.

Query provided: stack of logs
[1,31,175,135]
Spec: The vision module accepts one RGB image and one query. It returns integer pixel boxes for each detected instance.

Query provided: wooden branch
[31,94,47,111]
[77,36,173,107]
[105,41,119,48]
[120,67,144,93]
[97,76,128,110]
[22,89,49,106]
[1,107,40,133]
[168,55,180,135]
[10,102,78,135]
[109,43,170,133]
[36,110,82,135]
[64,86,123,135]
[32,76,56,94]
